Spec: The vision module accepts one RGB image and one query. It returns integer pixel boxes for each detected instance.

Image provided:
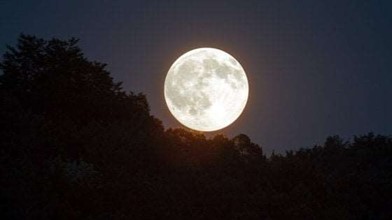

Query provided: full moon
[164,48,249,132]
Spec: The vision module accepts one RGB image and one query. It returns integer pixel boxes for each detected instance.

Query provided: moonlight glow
[164,48,249,132]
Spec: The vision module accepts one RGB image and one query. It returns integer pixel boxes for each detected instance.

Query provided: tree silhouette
[1,35,391,219]
[0,34,163,218]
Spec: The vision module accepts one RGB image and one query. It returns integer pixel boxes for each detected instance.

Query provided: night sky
[1,0,391,154]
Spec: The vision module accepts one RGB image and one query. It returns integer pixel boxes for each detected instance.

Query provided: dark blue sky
[1,0,391,154]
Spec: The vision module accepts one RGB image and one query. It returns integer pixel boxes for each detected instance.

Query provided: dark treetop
[1,35,391,219]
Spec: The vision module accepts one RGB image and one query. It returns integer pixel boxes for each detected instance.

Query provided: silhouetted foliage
[1,35,391,219]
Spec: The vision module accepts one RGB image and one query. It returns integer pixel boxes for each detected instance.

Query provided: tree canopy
[1,35,391,219]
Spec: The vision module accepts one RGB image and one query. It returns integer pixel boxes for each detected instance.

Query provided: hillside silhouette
[1,35,391,219]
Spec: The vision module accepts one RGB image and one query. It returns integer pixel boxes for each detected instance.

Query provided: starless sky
[1,0,391,154]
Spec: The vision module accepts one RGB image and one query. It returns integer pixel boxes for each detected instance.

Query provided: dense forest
[1,35,391,219]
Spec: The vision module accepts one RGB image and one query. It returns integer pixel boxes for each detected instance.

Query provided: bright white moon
[164,48,249,132]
